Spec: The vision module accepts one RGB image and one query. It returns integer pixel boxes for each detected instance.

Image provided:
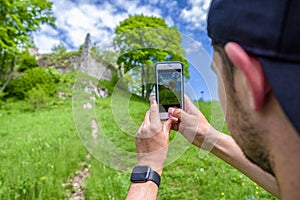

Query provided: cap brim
[259,57,300,134]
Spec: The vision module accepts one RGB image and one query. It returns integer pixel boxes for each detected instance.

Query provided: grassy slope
[84,97,276,200]
[0,100,88,199]
[0,95,276,199]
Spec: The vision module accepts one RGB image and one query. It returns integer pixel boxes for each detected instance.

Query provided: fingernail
[168,107,174,113]
[150,98,156,105]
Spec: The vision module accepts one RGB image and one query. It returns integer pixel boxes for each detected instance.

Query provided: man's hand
[135,98,174,175]
[168,95,279,197]
[168,95,216,149]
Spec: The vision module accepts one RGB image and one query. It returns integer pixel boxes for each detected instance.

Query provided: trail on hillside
[64,154,91,200]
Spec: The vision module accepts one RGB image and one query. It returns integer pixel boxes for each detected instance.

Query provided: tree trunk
[0,51,7,83]
[145,84,154,101]
[144,63,150,100]
[145,83,150,101]
[145,83,151,101]
[1,57,14,93]
[141,64,145,98]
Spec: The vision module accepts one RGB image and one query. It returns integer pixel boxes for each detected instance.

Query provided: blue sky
[33,0,218,101]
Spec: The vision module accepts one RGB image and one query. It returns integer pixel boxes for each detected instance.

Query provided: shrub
[56,71,78,98]
[0,92,6,109]
[6,67,61,99]
[25,86,49,110]
[18,52,38,72]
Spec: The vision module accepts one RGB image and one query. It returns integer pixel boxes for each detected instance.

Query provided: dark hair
[212,41,236,92]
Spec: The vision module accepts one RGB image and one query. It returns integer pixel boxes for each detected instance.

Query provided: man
[126,0,300,199]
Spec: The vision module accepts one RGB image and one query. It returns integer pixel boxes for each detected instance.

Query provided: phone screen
[157,68,183,113]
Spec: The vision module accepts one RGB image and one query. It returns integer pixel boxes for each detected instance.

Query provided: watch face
[130,166,151,182]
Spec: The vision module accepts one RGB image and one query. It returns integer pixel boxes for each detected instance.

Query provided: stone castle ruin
[34,34,114,98]
[78,33,113,81]
[36,33,114,81]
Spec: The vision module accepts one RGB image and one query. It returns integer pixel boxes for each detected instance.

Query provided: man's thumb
[168,107,188,120]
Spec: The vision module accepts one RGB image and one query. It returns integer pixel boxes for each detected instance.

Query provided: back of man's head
[207,0,300,135]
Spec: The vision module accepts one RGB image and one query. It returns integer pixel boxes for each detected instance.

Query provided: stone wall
[37,33,114,81]
[77,33,113,81]
[37,52,80,74]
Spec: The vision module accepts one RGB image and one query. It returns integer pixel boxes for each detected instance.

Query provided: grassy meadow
[0,92,277,199]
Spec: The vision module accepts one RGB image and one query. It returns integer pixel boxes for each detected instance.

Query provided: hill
[0,80,276,199]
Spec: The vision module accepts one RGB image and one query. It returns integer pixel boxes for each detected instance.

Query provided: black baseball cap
[207,0,300,135]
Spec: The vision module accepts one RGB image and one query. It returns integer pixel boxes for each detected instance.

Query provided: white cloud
[165,15,175,27]
[38,24,59,36]
[165,0,178,10]
[180,0,211,30]
[116,0,162,18]
[33,0,164,53]
[33,34,61,54]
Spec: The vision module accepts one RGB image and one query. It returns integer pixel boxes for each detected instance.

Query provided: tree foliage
[91,46,118,69]
[0,0,55,92]
[18,51,38,72]
[0,0,55,51]
[114,15,188,100]
[51,42,67,54]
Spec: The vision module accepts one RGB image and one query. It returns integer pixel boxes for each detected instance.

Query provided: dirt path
[64,154,91,200]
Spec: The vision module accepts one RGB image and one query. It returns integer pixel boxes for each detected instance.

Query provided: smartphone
[155,61,184,120]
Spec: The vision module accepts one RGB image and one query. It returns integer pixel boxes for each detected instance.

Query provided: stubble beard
[227,92,275,176]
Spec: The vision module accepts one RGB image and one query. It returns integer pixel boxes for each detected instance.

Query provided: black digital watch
[130,166,161,187]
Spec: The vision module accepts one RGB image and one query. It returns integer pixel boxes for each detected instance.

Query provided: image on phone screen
[157,68,183,113]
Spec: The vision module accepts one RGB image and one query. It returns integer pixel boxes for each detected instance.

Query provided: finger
[137,121,145,135]
[137,111,150,137]
[171,121,180,131]
[169,116,178,122]
[184,94,201,115]
[168,107,186,120]
[149,96,156,102]
[163,119,173,139]
[143,110,151,126]
[166,116,179,131]
[168,95,198,120]
[150,98,161,127]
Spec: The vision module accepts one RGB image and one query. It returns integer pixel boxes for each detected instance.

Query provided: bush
[26,86,49,110]
[18,52,38,72]
[56,71,78,98]
[6,67,61,99]
[0,92,6,109]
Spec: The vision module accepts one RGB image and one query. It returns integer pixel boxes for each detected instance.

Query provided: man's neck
[268,110,300,199]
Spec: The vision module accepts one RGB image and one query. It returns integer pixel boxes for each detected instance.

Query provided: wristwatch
[130,166,161,187]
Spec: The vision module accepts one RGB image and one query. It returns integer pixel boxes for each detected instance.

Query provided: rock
[37,33,115,83]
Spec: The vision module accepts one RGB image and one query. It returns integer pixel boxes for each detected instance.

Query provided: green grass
[83,97,276,200]
[0,100,88,199]
[0,94,277,199]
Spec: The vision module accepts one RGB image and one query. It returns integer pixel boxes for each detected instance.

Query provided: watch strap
[130,166,161,187]
[148,168,161,187]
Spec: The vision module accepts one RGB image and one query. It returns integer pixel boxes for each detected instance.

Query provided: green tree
[114,14,188,100]
[91,46,118,69]
[51,42,67,54]
[0,0,55,92]
[18,50,38,72]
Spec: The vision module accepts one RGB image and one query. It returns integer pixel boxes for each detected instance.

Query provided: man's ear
[224,42,270,110]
